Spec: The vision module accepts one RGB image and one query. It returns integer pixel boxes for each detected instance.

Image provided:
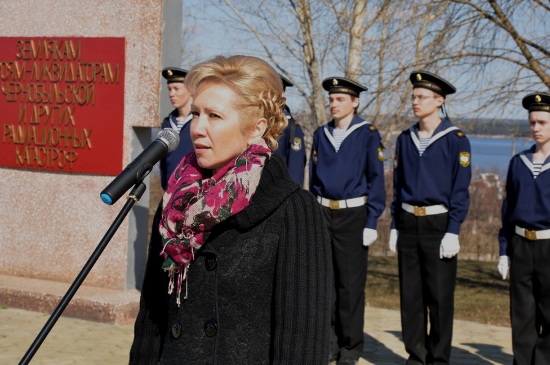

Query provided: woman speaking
[130,55,331,365]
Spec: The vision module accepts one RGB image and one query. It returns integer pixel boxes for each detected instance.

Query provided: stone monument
[0,0,183,324]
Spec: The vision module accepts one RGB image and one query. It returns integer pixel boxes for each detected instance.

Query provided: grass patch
[366,255,510,327]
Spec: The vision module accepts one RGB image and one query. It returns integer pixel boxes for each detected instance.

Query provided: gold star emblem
[535,95,542,103]
[416,74,422,81]
[167,70,173,76]
[333,79,338,85]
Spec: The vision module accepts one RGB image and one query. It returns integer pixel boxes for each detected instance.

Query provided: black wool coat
[129,155,332,365]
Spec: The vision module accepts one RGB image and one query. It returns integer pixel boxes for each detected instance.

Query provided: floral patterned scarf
[159,141,271,305]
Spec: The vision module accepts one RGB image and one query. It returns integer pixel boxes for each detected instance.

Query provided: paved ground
[1,306,512,365]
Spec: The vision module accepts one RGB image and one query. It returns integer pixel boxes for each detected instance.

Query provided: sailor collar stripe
[409,126,459,152]
[169,113,193,133]
[323,121,371,150]
[520,153,550,178]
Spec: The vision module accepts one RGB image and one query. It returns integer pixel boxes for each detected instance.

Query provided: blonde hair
[185,55,288,150]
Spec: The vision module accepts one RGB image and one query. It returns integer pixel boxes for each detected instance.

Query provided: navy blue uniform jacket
[160,110,193,190]
[309,114,386,229]
[391,119,471,234]
[275,105,306,185]
[498,145,550,255]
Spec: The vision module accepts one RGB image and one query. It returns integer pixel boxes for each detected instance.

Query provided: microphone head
[156,128,180,152]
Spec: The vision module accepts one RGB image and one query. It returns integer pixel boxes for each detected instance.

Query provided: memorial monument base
[0,275,139,325]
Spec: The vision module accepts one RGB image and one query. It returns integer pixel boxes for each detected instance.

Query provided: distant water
[470,136,532,178]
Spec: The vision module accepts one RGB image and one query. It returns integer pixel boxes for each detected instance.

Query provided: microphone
[100,129,180,205]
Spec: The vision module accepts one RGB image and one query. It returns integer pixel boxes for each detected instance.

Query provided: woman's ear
[249,118,267,142]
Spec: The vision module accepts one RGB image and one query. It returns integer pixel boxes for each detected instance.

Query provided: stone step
[0,274,139,324]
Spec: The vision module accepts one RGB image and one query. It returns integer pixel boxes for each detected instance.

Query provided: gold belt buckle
[413,206,426,216]
[525,229,537,240]
[329,199,340,210]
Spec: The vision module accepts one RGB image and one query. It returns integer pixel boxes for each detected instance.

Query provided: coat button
[171,321,182,339]
[204,319,217,337]
[205,255,217,271]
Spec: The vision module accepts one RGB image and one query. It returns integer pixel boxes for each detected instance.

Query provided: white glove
[363,228,378,246]
[439,233,460,259]
[389,229,398,252]
[497,255,510,280]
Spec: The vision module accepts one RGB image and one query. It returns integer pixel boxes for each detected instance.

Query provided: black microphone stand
[19,182,147,365]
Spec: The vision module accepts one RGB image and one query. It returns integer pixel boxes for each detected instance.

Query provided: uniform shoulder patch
[291,137,302,151]
[377,147,384,161]
[369,125,377,131]
[456,131,465,138]
[459,152,470,167]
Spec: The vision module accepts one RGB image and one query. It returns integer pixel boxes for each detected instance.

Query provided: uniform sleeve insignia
[312,150,318,165]
[291,137,302,151]
[377,147,384,161]
[369,125,377,131]
[456,131,465,137]
[459,152,470,167]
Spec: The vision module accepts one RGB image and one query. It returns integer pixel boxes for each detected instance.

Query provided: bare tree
[208,0,329,127]
[181,22,201,66]
[435,0,550,116]
[183,0,548,142]
[357,1,461,146]
[184,0,452,133]
[346,0,368,80]
[291,0,328,127]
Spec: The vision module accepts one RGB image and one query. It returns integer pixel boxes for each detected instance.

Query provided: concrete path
[359,307,512,365]
[1,306,512,364]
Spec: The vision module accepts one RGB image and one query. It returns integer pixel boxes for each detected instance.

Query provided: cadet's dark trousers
[321,205,367,361]
[397,211,457,365]
[509,234,550,365]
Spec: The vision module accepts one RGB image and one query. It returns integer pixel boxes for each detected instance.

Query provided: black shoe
[336,358,356,365]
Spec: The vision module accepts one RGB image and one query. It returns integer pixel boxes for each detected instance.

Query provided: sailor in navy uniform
[159,67,193,190]
[498,92,550,365]
[310,77,385,365]
[274,74,306,185]
[389,71,471,365]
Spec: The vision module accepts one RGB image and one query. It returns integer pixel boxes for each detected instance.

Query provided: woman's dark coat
[130,155,332,364]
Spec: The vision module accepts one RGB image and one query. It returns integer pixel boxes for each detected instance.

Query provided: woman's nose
[191,115,206,136]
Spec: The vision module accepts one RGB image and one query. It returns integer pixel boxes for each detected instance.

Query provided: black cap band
[522,92,550,112]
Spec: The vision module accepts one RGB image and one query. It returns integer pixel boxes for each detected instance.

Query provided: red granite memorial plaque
[0,37,125,175]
